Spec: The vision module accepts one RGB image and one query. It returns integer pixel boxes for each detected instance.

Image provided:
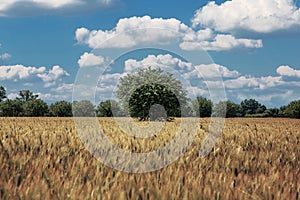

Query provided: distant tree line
[0,86,299,119]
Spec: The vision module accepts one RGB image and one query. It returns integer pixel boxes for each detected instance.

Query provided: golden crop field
[0,117,299,199]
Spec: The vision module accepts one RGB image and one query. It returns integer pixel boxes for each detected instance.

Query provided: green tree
[72,100,95,117]
[0,86,7,102]
[240,99,266,116]
[23,99,49,116]
[17,90,38,102]
[191,96,213,117]
[116,67,188,121]
[214,101,240,118]
[97,100,122,117]
[0,99,23,116]
[282,100,300,118]
[49,101,73,117]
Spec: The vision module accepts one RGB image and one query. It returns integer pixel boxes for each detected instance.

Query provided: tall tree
[240,99,266,116]
[49,101,73,117]
[72,100,95,117]
[191,96,213,117]
[116,67,188,121]
[0,86,7,102]
[17,90,38,102]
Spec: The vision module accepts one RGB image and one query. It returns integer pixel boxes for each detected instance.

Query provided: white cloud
[75,15,191,49]
[0,64,46,80]
[192,0,300,33]
[184,63,240,79]
[76,16,264,51]
[7,93,19,100]
[124,54,193,72]
[180,30,263,51]
[51,83,74,93]
[223,75,283,90]
[0,0,82,10]
[36,92,71,102]
[0,64,69,87]
[0,53,11,60]
[78,52,105,67]
[276,65,300,77]
[0,0,114,16]
[37,65,70,87]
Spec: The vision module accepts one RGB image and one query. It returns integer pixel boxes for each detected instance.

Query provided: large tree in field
[116,67,188,121]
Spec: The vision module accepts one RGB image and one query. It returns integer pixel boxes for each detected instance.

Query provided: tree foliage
[0,99,23,116]
[214,101,240,118]
[49,101,73,117]
[0,86,7,102]
[116,67,188,121]
[97,100,122,117]
[0,85,300,118]
[240,99,266,116]
[281,100,300,118]
[17,90,38,102]
[191,96,213,117]
[72,100,95,117]
[23,99,49,117]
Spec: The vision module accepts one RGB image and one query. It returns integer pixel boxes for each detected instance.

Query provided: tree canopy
[0,85,299,118]
[240,99,266,116]
[191,96,213,117]
[97,100,123,117]
[72,100,95,117]
[280,100,300,118]
[214,100,240,118]
[49,101,73,117]
[0,86,7,102]
[116,67,188,121]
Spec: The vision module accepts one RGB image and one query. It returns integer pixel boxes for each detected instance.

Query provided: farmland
[0,117,299,199]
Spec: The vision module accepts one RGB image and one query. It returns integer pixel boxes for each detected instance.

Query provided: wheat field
[0,117,299,199]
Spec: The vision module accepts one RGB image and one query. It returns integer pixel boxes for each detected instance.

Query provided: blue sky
[0,0,300,108]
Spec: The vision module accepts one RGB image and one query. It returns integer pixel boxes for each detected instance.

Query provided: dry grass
[0,117,299,199]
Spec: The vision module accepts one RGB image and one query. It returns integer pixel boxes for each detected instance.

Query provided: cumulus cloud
[37,65,70,87]
[189,64,240,79]
[276,65,300,77]
[0,53,11,61]
[124,54,193,72]
[78,52,105,67]
[0,64,46,81]
[76,15,263,51]
[192,0,300,33]
[0,0,114,16]
[0,64,69,87]
[223,75,283,90]
[75,16,191,49]
[180,29,263,51]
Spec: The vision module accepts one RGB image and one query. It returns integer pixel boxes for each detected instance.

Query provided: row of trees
[0,87,299,118]
[1,67,299,119]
